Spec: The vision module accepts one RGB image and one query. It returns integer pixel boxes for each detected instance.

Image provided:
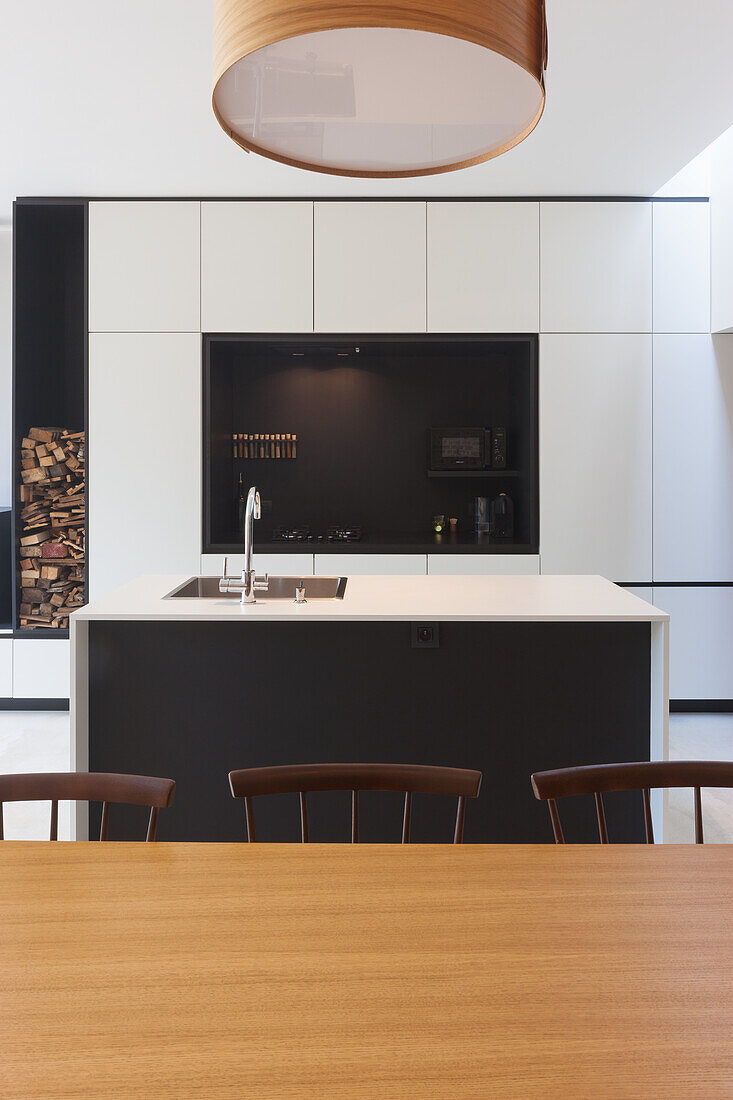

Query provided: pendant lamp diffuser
[213,0,547,177]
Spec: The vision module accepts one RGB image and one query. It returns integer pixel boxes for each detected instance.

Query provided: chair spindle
[454,795,466,844]
[642,788,654,844]
[594,791,608,844]
[0,803,3,842]
[49,799,58,841]
[244,796,256,843]
[548,798,565,843]
[694,786,704,844]
[351,790,359,843]
[99,801,110,841]
[299,792,309,843]
[146,806,159,842]
[402,791,412,843]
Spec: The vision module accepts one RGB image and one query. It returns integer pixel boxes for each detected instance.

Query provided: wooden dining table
[2,842,732,1098]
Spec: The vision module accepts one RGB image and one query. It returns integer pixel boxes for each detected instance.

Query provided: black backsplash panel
[204,334,538,552]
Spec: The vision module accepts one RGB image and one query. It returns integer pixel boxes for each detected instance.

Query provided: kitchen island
[70,574,668,843]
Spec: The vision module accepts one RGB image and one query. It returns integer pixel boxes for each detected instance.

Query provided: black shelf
[427,469,520,479]
[208,533,535,556]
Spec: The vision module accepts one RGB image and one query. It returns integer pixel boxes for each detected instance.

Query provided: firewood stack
[18,428,85,629]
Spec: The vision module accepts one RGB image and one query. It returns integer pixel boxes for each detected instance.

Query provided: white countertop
[70,574,668,624]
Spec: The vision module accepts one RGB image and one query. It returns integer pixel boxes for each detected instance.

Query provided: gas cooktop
[271,525,362,543]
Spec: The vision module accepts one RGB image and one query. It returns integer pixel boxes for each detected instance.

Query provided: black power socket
[411,623,439,649]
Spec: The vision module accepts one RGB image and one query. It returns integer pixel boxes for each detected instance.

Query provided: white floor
[0,710,731,842]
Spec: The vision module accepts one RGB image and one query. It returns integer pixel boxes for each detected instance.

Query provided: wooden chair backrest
[531,760,733,843]
[229,763,482,843]
[0,772,176,841]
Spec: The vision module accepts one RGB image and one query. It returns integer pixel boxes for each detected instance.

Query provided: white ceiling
[1,0,733,221]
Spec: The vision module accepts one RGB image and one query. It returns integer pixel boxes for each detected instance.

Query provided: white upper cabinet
[314,202,426,332]
[540,334,652,581]
[201,202,313,333]
[540,202,652,333]
[653,334,733,581]
[89,202,200,332]
[89,333,201,600]
[653,202,710,333]
[427,202,539,332]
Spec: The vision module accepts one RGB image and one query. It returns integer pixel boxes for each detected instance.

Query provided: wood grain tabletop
[2,843,732,1099]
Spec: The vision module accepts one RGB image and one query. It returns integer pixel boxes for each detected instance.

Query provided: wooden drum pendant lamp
[212,0,548,178]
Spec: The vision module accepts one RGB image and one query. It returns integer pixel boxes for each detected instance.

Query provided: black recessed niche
[203,334,538,555]
[12,200,87,635]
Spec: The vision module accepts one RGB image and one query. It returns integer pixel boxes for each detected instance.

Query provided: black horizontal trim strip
[0,698,69,711]
[652,582,733,588]
[671,700,733,712]
[14,195,710,205]
[618,582,733,588]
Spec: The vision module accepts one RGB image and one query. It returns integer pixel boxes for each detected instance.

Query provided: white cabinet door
[540,335,652,581]
[427,202,539,332]
[201,553,314,576]
[315,554,426,575]
[653,202,710,334]
[314,202,426,332]
[428,555,540,575]
[13,639,70,699]
[653,335,733,582]
[652,586,733,699]
[89,201,200,332]
[89,333,201,600]
[0,638,12,697]
[201,202,313,333]
[540,202,652,333]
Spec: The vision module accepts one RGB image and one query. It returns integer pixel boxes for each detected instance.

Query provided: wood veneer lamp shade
[212,0,548,178]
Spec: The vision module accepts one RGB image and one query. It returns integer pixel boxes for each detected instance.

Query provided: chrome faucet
[219,485,269,603]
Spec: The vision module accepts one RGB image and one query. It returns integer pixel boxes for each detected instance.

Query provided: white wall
[711,124,733,333]
[0,228,11,507]
[3,2,733,220]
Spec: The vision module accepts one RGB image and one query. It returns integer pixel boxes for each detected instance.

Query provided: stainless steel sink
[165,576,347,600]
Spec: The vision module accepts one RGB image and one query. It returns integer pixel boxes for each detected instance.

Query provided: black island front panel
[88,619,650,844]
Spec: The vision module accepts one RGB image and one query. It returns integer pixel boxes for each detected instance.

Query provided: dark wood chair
[228,763,482,843]
[531,760,733,843]
[0,772,176,841]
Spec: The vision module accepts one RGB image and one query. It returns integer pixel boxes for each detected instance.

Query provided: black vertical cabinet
[12,200,88,636]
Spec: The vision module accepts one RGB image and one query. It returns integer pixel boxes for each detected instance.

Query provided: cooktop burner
[272,525,362,543]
